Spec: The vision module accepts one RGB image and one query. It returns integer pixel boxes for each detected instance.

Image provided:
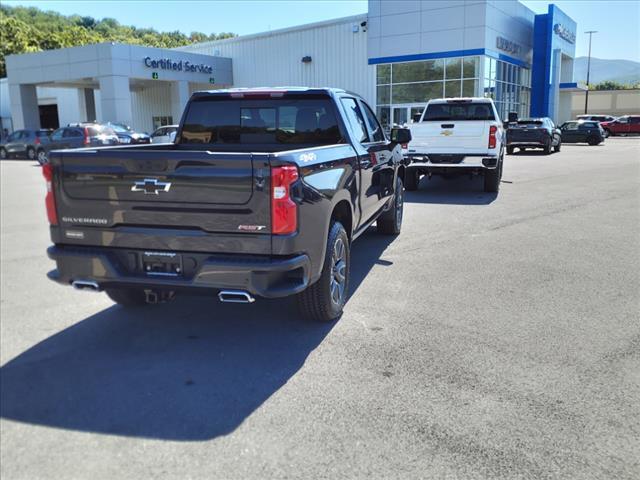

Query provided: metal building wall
[180,15,375,106]
[131,82,172,133]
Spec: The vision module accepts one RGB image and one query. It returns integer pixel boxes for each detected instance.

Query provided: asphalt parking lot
[1,138,639,479]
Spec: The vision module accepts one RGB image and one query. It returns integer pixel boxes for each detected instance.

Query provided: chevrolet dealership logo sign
[553,24,576,44]
[496,36,522,56]
[144,56,213,74]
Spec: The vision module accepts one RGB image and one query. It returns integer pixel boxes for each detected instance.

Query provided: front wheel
[297,221,350,322]
[0,148,7,160]
[506,146,515,155]
[603,129,612,137]
[554,140,561,152]
[26,147,36,161]
[37,149,47,165]
[377,176,404,235]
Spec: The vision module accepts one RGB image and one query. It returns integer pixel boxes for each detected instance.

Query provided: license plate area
[143,251,182,277]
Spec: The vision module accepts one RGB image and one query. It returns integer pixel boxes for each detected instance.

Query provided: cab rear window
[179,95,343,145]
[423,103,495,121]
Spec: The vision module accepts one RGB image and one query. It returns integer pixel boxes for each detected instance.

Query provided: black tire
[297,221,349,322]
[506,146,515,155]
[26,147,36,161]
[554,140,561,152]
[36,149,47,165]
[404,169,418,191]
[543,138,552,155]
[484,156,503,193]
[604,129,613,137]
[106,288,148,307]
[587,136,600,146]
[377,176,404,235]
[0,148,7,160]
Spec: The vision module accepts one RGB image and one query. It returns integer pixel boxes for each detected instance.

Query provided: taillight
[271,165,299,235]
[488,125,497,149]
[83,127,90,145]
[42,163,58,225]
[34,136,41,145]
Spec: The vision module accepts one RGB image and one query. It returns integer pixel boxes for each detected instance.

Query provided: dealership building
[0,0,579,134]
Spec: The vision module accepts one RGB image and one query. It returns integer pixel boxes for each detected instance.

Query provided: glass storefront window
[445,80,461,98]
[392,82,443,104]
[463,79,477,97]
[376,64,391,85]
[376,106,390,129]
[463,57,478,78]
[377,85,391,105]
[445,58,462,79]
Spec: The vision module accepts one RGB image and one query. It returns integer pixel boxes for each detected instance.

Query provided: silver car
[0,129,53,163]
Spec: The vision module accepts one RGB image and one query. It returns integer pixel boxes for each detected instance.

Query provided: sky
[4,0,639,62]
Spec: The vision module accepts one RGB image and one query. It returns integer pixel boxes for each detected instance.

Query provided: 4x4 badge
[132,178,171,195]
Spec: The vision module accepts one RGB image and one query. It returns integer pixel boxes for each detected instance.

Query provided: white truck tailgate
[408,120,490,153]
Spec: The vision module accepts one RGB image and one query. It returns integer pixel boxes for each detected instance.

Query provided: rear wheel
[377,176,404,235]
[298,221,350,322]
[543,139,552,155]
[506,146,515,155]
[26,147,36,161]
[587,136,600,146]
[106,288,148,307]
[404,169,418,191]
[0,148,6,160]
[484,155,503,193]
[554,140,561,152]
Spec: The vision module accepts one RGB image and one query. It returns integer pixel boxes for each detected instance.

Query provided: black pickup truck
[44,87,411,322]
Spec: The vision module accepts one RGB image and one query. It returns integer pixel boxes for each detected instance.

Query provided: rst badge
[131,178,171,195]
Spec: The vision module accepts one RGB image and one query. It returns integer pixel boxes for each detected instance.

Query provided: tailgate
[54,148,271,237]
[408,121,489,153]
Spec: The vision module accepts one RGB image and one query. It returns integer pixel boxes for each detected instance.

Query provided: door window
[562,122,579,130]
[630,117,640,124]
[340,98,369,144]
[360,102,385,142]
[50,129,63,141]
[7,131,20,142]
[63,128,82,138]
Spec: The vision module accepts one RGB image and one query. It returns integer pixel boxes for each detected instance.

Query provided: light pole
[584,30,598,114]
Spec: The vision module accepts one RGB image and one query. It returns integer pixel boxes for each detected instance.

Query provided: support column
[9,84,40,130]
[98,75,132,126]
[170,81,190,124]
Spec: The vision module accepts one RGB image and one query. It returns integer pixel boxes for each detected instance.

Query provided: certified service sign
[144,57,213,75]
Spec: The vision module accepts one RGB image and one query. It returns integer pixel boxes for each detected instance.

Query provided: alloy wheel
[330,237,347,306]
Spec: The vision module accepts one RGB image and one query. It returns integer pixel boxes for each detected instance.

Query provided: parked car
[44,87,411,322]
[576,115,617,137]
[559,120,605,145]
[0,129,53,163]
[150,125,178,143]
[46,125,120,158]
[599,115,640,136]
[505,117,561,154]
[106,122,151,144]
[404,97,504,193]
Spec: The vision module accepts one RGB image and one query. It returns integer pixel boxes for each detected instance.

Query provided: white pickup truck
[404,98,505,193]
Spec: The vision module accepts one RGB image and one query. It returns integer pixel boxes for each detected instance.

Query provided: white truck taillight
[488,125,498,149]
[271,165,299,235]
[42,163,58,225]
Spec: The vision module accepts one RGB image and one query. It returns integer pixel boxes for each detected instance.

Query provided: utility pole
[584,30,598,114]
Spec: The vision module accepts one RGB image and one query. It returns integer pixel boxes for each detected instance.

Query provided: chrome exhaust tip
[218,290,255,304]
[72,280,101,292]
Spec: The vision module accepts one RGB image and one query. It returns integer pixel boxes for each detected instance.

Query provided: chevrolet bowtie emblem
[441,130,453,136]
[131,178,171,195]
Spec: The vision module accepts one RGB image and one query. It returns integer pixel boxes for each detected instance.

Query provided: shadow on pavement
[0,230,396,441]
[404,175,498,205]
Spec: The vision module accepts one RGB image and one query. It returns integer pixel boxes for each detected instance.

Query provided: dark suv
[0,129,53,163]
[559,121,605,145]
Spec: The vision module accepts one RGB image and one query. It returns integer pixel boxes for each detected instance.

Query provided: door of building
[392,105,426,126]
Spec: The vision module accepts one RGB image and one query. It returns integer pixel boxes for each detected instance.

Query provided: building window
[376,56,481,128]
[483,58,531,120]
[152,116,174,130]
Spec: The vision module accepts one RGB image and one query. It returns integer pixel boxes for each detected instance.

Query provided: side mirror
[390,127,411,145]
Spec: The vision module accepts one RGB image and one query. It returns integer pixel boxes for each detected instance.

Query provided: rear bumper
[47,245,311,298]
[405,153,499,169]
